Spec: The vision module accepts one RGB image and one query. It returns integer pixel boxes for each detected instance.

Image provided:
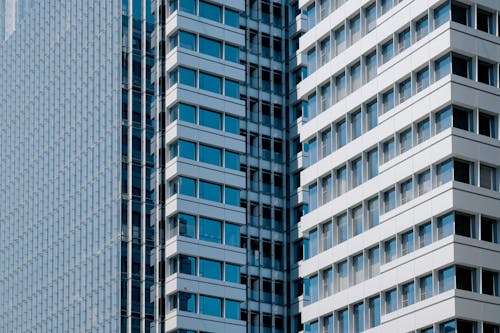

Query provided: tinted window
[199,108,222,130]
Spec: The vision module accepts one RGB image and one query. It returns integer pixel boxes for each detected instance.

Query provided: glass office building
[1,0,500,333]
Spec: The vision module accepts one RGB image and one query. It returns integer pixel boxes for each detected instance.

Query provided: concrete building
[0,1,499,333]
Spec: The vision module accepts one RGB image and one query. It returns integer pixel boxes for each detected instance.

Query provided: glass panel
[199,36,222,58]
[225,223,240,246]
[199,180,222,202]
[199,108,222,130]
[199,144,222,166]
[199,295,222,317]
[199,0,222,22]
[199,217,222,243]
[199,72,222,94]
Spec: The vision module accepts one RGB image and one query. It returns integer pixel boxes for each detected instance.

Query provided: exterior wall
[0,0,122,332]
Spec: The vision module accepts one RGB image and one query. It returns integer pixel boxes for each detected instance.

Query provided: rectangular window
[436,159,452,186]
[179,0,196,14]
[352,253,363,285]
[224,44,239,63]
[319,37,331,66]
[199,0,222,22]
[179,255,196,275]
[307,93,317,119]
[454,159,473,184]
[337,213,348,243]
[400,179,413,205]
[199,258,222,280]
[199,217,222,243]
[479,112,496,138]
[225,186,240,206]
[452,53,472,79]
[322,222,333,250]
[179,67,197,87]
[179,140,196,160]
[384,238,396,263]
[402,281,415,307]
[417,118,430,143]
[351,158,363,189]
[366,51,377,82]
[306,4,316,29]
[199,144,222,166]
[368,296,380,328]
[224,8,239,27]
[225,223,240,247]
[178,292,196,312]
[322,175,332,204]
[399,128,412,153]
[368,197,379,228]
[178,103,196,123]
[416,67,430,92]
[482,270,499,296]
[337,260,348,291]
[420,274,433,300]
[178,176,196,196]
[399,79,411,104]
[456,266,475,292]
[401,229,414,255]
[199,180,222,202]
[434,2,450,28]
[415,16,429,41]
[338,308,348,333]
[368,245,380,278]
[320,82,331,111]
[477,9,494,34]
[438,266,455,293]
[336,72,346,101]
[225,263,240,283]
[478,60,496,86]
[309,228,318,257]
[318,0,329,20]
[225,150,240,170]
[199,295,222,317]
[322,267,333,298]
[434,54,451,81]
[307,48,317,74]
[199,72,222,94]
[350,62,361,91]
[199,36,222,58]
[437,212,454,239]
[418,222,432,248]
[336,166,347,196]
[366,99,378,130]
[309,274,319,302]
[308,138,318,165]
[382,89,394,113]
[225,79,239,98]
[199,108,222,130]
[381,40,394,64]
[353,302,364,333]
[350,15,361,44]
[451,2,471,26]
[398,28,411,53]
[335,26,346,55]
[179,31,197,51]
[455,212,475,238]
[436,106,452,133]
[383,138,395,163]
[177,213,196,238]
[365,3,377,33]
[367,148,378,180]
[225,299,240,319]
[321,128,332,158]
[351,110,362,140]
[336,120,347,149]
[385,288,397,313]
[352,205,363,236]
[481,216,498,243]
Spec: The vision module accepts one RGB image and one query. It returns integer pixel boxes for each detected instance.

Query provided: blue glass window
[420,274,433,300]
[383,138,395,163]
[225,115,239,134]
[199,258,222,280]
[225,300,240,319]
[382,40,394,64]
[225,151,239,170]
[307,48,317,75]
[308,138,317,165]
[199,0,222,22]
[436,159,452,186]
[178,140,196,160]
[398,28,411,52]
[351,111,362,140]
[178,103,196,123]
[365,3,377,32]
[416,16,429,41]
[179,255,196,275]
[384,187,396,212]
[199,108,222,130]
[351,158,362,188]
[225,186,240,206]
[367,149,378,179]
[435,54,451,81]
[225,263,240,283]
[336,119,346,148]
[385,288,397,313]
[353,302,364,333]
[225,223,240,246]
[199,217,222,243]
[366,99,378,130]
[178,213,196,238]
[179,292,196,312]
[179,0,196,14]
[199,72,222,94]
[438,212,454,239]
[368,197,379,228]
[368,296,380,327]
[338,308,348,333]
[307,93,317,119]
[309,183,318,211]
[179,177,196,196]
[418,222,432,248]
[434,2,450,28]
[306,4,316,29]
[199,144,222,166]
[199,295,222,317]
[199,36,222,58]
[179,31,196,51]
[225,44,239,63]
[309,274,318,303]
[225,79,239,98]
[309,228,318,257]
[402,282,415,307]
[224,9,239,28]
[436,106,451,133]
[335,73,346,101]
[179,67,196,87]
[439,266,455,292]
[199,180,222,202]
[384,238,396,263]
[382,89,394,113]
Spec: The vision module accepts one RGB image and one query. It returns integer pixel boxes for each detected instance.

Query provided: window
[435,106,452,133]
[306,4,316,29]
[353,302,364,333]
[320,82,331,111]
[321,175,332,204]
[199,180,222,202]
[455,212,475,238]
[336,167,347,196]
[179,31,196,51]
[366,51,377,82]
[367,148,378,180]
[418,222,432,248]
[309,228,318,257]
[178,176,196,196]
[309,274,319,303]
[434,2,450,28]
[454,159,473,184]
[338,308,348,333]
[481,216,498,243]
[478,60,496,86]
[178,292,196,312]
[479,112,496,138]
[337,260,348,291]
[337,213,348,243]
[436,159,452,186]
[434,54,451,81]
[368,296,381,328]
[308,137,317,165]
[385,288,397,313]
[307,48,317,74]
[225,151,239,170]
[323,315,334,333]
[383,138,395,163]
[438,266,455,292]
[179,67,197,86]
[367,197,379,228]
[382,39,394,64]
[224,8,239,27]
[225,186,240,206]
[179,0,196,14]
[179,140,196,160]
[350,15,361,44]
[477,9,494,34]
[456,266,476,292]
[453,106,472,131]
[225,223,240,246]
[322,222,333,250]
[323,267,333,298]
[417,118,430,143]
[417,169,431,196]
[199,108,222,130]
[402,281,415,307]
[199,144,222,166]
[368,246,380,278]
[484,323,500,333]
[319,37,331,66]
[352,253,363,285]
[318,0,329,20]
[365,3,377,33]
[384,238,396,263]
[176,213,196,238]
[438,212,454,239]
[199,217,222,243]
[401,229,414,254]
[199,295,222,317]
[419,274,433,300]
[415,16,429,41]
[416,67,430,92]
[398,28,411,52]
[335,26,346,55]
[382,89,394,113]
[380,0,392,15]
[199,0,222,22]
[321,128,332,158]
[452,53,472,79]
[225,263,240,283]
[351,158,363,188]
[350,62,361,91]
[179,255,196,275]
[199,36,222,58]
[399,128,412,153]
[307,93,317,119]
[199,258,222,280]
[451,1,470,26]
[199,72,222,94]
[366,99,378,130]
[178,103,196,123]
[336,120,347,148]
[399,79,411,104]
[482,270,499,296]
[336,72,346,101]
[225,79,239,98]
[225,300,240,319]
[224,44,239,63]
[352,205,363,236]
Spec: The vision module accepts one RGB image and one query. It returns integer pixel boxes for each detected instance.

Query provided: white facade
[296,0,500,332]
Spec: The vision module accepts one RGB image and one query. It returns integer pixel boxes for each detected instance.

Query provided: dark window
[478,60,496,86]
[452,54,471,78]
[456,266,475,291]
[455,212,474,238]
[454,159,472,184]
[479,112,495,138]
[477,9,493,33]
[481,217,498,243]
[453,107,472,131]
[451,2,470,26]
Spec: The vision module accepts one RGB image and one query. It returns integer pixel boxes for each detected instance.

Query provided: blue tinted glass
[309,229,318,256]
[179,140,196,160]
[308,138,317,164]
[199,108,222,130]
[199,295,222,316]
[383,90,394,112]
[225,9,239,27]
[338,309,348,333]
[178,213,196,238]
[225,300,240,319]
[351,111,362,139]
[199,0,222,22]
[353,303,364,333]
[382,41,393,63]
[309,184,318,210]
[199,258,222,280]
[435,55,451,80]
[199,144,222,166]
[385,289,397,313]
[438,212,454,239]
[179,31,196,51]
[225,263,240,283]
[310,275,318,302]
[179,177,196,196]
[307,49,316,74]
[199,217,222,243]
[132,0,142,20]
[225,151,240,170]
[338,214,347,242]
[225,223,240,246]
[199,181,222,202]
[225,186,240,206]
[385,238,396,262]
[337,120,346,147]
[179,0,196,14]
[179,292,196,312]
[307,94,317,118]
[436,106,452,132]
[369,296,380,327]
[199,72,222,93]
[225,115,239,134]
[179,103,196,123]
[420,275,433,300]
[179,67,196,86]
[225,79,240,98]
[179,255,196,275]
[366,100,378,130]
[434,2,450,27]
[439,266,455,292]
[199,36,222,58]
[225,44,239,62]
[437,159,452,185]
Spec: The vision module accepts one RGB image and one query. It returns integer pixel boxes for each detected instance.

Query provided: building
[296,0,500,332]
[0,0,499,333]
